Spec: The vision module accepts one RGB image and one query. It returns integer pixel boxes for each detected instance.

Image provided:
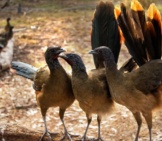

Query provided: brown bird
[11,47,75,141]
[59,53,114,141]
[113,0,162,140]
[59,52,136,141]
[89,46,162,141]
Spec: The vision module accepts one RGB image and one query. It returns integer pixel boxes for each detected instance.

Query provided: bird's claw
[79,136,89,141]
[94,137,104,141]
[60,132,72,141]
[40,131,52,141]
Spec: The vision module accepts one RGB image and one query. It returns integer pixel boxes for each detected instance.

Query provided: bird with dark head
[12,46,75,141]
[37,46,75,141]
[59,52,114,141]
[5,17,11,32]
[113,0,162,140]
[0,18,14,49]
[89,46,162,141]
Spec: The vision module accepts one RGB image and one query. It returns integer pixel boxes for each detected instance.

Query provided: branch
[0,123,61,141]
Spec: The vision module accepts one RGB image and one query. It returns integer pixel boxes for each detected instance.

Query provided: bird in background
[88,0,162,141]
[0,17,14,50]
[12,47,75,141]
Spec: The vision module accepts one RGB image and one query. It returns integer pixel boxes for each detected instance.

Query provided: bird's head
[45,46,65,62]
[89,46,115,62]
[6,17,11,22]
[59,53,81,66]
[59,53,86,72]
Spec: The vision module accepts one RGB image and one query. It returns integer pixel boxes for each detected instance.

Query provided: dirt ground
[0,0,162,141]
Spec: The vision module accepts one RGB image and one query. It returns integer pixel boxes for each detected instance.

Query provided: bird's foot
[94,137,104,141]
[60,132,77,141]
[79,136,89,141]
[60,132,72,141]
[40,131,52,141]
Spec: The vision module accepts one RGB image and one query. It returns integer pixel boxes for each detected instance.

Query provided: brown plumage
[59,53,114,141]
[114,0,162,140]
[12,47,75,141]
[90,46,162,141]
[36,47,75,141]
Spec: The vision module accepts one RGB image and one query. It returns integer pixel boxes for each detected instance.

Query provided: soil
[0,0,162,141]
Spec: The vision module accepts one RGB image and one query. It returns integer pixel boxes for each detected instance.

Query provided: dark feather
[11,61,37,80]
[115,3,147,66]
[91,1,120,68]
[147,3,162,59]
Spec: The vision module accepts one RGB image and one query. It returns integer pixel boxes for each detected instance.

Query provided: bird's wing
[129,60,162,94]
[33,65,50,91]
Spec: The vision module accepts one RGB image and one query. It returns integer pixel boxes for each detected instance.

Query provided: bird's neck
[47,59,62,72]
[72,64,88,79]
[104,58,123,85]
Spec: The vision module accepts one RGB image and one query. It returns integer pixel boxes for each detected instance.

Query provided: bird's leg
[40,115,52,141]
[142,112,152,141]
[59,108,73,141]
[81,113,92,141]
[132,112,142,141]
[95,115,104,141]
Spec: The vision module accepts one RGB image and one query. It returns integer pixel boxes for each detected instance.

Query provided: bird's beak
[88,50,97,54]
[57,48,66,54]
[59,54,68,60]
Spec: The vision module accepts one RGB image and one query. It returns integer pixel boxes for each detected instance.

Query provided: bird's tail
[11,61,38,80]
[115,0,161,66]
[91,1,121,69]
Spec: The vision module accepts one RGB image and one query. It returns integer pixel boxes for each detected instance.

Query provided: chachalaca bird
[115,0,162,140]
[89,46,162,141]
[59,53,113,141]
[0,18,14,49]
[114,0,162,140]
[11,47,75,141]
[59,52,136,141]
